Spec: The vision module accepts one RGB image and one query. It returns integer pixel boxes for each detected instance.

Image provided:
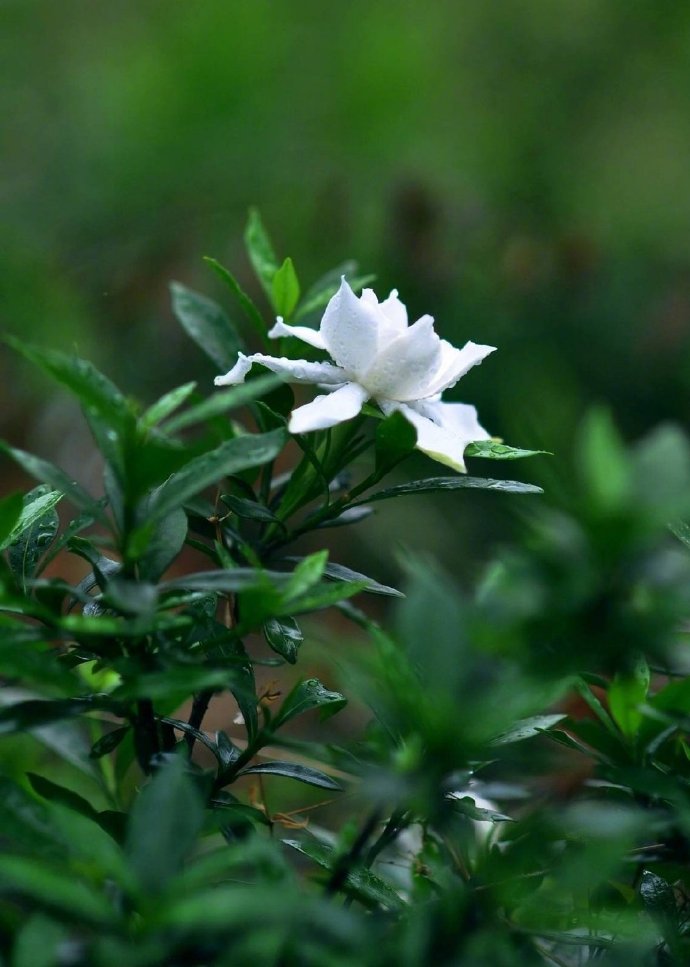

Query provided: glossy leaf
[237,761,342,790]
[320,560,403,598]
[283,837,402,910]
[162,375,280,434]
[8,339,131,430]
[490,714,566,746]
[273,678,346,727]
[263,616,303,664]
[203,256,267,340]
[356,476,544,505]
[0,443,98,517]
[245,208,279,295]
[446,794,514,823]
[222,493,279,524]
[170,281,241,372]
[140,381,197,430]
[142,428,286,528]
[465,441,550,460]
[6,487,61,584]
[90,726,130,759]
[271,257,300,318]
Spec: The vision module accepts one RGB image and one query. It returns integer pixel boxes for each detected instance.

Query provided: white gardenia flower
[215,279,496,472]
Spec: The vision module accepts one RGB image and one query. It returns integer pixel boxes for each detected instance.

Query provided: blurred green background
[4,0,690,575]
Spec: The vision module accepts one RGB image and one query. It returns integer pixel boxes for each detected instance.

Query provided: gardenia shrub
[2,213,690,965]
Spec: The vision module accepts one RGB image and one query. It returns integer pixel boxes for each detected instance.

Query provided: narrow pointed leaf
[203,256,267,340]
[273,678,346,728]
[245,208,279,295]
[143,429,286,527]
[465,441,551,460]
[0,443,99,517]
[237,761,342,791]
[356,476,544,504]
[140,382,197,430]
[162,375,280,434]
[170,281,241,372]
[263,616,303,664]
[271,257,300,318]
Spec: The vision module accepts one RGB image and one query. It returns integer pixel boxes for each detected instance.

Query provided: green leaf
[283,550,328,599]
[490,714,566,745]
[59,612,190,639]
[103,575,158,616]
[245,208,279,295]
[356,476,544,504]
[295,262,376,320]
[170,281,242,372]
[283,837,403,910]
[137,506,187,581]
[0,443,99,517]
[0,855,117,925]
[12,915,68,967]
[263,616,303,664]
[162,567,291,594]
[446,794,514,822]
[215,731,241,770]
[314,506,373,529]
[140,429,286,531]
[125,754,205,893]
[577,408,631,511]
[273,678,347,728]
[112,667,236,703]
[0,492,23,546]
[0,697,117,735]
[271,257,301,318]
[465,440,551,460]
[375,410,417,475]
[7,488,62,585]
[670,519,690,551]
[140,381,197,430]
[238,761,342,791]
[8,339,131,431]
[640,870,681,952]
[2,488,62,550]
[221,493,280,524]
[161,374,281,433]
[27,773,100,823]
[608,654,650,739]
[285,579,366,616]
[204,256,267,341]
[90,725,130,759]
[320,560,403,598]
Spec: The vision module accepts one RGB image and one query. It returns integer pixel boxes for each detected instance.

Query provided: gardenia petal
[361,288,408,333]
[380,398,490,473]
[320,278,382,377]
[411,399,490,449]
[362,314,442,401]
[422,341,496,397]
[214,352,346,387]
[289,382,369,434]
[268,318,327,350]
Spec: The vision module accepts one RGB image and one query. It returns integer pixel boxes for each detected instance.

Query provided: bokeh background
[4,0,690,579]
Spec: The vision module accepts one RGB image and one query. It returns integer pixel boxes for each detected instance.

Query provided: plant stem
[133,698,159,774]
[186,689,213,753]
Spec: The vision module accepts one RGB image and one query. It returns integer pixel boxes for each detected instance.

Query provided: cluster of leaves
[2,218,690,964]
